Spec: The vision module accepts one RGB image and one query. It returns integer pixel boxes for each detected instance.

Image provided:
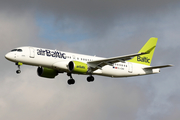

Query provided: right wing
[87,52,146,71]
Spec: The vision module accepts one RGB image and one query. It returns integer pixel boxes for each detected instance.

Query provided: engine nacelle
[68,61,88,74]
[37,67,58,78]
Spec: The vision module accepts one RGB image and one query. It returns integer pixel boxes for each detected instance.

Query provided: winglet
[145,46,156,54]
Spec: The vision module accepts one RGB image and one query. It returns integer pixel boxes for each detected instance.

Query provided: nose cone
[5,53,15,61]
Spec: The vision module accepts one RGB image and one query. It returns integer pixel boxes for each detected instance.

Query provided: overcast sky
[1,0,180,120]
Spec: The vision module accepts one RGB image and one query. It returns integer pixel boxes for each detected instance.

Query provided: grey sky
[1,0,180,120]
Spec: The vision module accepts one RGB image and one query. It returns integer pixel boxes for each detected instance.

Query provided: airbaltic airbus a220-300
[5,37,172,85]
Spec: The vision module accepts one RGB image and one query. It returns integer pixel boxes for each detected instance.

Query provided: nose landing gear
[15,62,23,74]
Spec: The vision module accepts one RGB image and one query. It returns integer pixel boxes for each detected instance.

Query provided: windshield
[11,49,23,52]
[17,49,22,52]
[11,49,17,52]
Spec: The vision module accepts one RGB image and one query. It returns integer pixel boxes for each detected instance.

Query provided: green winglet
[128,37,158,66]
[145,46,156,54]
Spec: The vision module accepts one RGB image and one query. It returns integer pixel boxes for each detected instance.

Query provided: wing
[143,64,173,70]
[87,52,146,71]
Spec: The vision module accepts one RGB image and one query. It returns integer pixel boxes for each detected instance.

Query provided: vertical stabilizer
[128,37,158,66]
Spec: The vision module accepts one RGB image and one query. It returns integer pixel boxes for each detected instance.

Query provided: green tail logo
[137,56,150,63]
[128,37,158,66]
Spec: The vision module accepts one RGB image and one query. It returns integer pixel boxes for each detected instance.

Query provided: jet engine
[37,67,58,78]
[68,61,88,74]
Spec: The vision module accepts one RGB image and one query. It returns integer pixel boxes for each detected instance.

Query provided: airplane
[5,37,172,85]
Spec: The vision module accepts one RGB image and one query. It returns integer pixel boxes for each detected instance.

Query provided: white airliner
[5,37,172,85]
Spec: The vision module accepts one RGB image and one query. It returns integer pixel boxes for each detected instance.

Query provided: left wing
[87,52,146,71]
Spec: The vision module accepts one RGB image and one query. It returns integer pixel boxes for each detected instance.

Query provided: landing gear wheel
[16,70,21,74]
[87,76,94,82]
[67,79,75,85]
[67,73,75,85]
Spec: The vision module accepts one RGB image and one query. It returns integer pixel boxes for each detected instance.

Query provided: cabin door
[128,63,133,73]
[29,47,35,58]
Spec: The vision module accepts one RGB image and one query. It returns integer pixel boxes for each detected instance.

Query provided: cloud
[0,0,179,36]
[0,68,148,120]
[1,0,180,120]
[0,12,39,50]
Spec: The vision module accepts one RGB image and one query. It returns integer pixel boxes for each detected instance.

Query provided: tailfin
[128,37,158,66]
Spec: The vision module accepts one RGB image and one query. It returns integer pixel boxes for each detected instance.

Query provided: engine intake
[37,67,58,78]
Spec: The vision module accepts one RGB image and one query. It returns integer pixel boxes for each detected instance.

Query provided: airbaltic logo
[137,56,150,63]
[76,65,85,69]
[37,49,66,59]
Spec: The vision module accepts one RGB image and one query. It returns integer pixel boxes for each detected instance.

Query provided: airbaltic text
[37,49,66,59]
[76,65,85,69]
[137,56,150,63]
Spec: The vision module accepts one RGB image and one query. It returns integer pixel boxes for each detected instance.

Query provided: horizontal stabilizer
[143,64,173,70]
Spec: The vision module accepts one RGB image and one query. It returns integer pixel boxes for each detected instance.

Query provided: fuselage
[5,46,160,78]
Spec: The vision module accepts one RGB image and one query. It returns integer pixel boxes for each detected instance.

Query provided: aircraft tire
[16,70,21,74]
[67,79,75,85]
[87,76,94,82]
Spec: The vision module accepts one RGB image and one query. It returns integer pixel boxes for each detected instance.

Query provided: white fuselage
[5,46,160,78]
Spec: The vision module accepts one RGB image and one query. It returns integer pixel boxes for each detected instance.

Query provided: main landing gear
[67,73,95,85]
[87,76,94,82]
[67,73,75,85]
[15,62,23,74]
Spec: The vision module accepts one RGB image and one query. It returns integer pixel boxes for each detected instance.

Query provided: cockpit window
[17,49,22,52]
[11,49,17,52]
[11,49,23,52]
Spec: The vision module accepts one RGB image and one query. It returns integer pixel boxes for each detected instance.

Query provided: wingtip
[168,64,173,67]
